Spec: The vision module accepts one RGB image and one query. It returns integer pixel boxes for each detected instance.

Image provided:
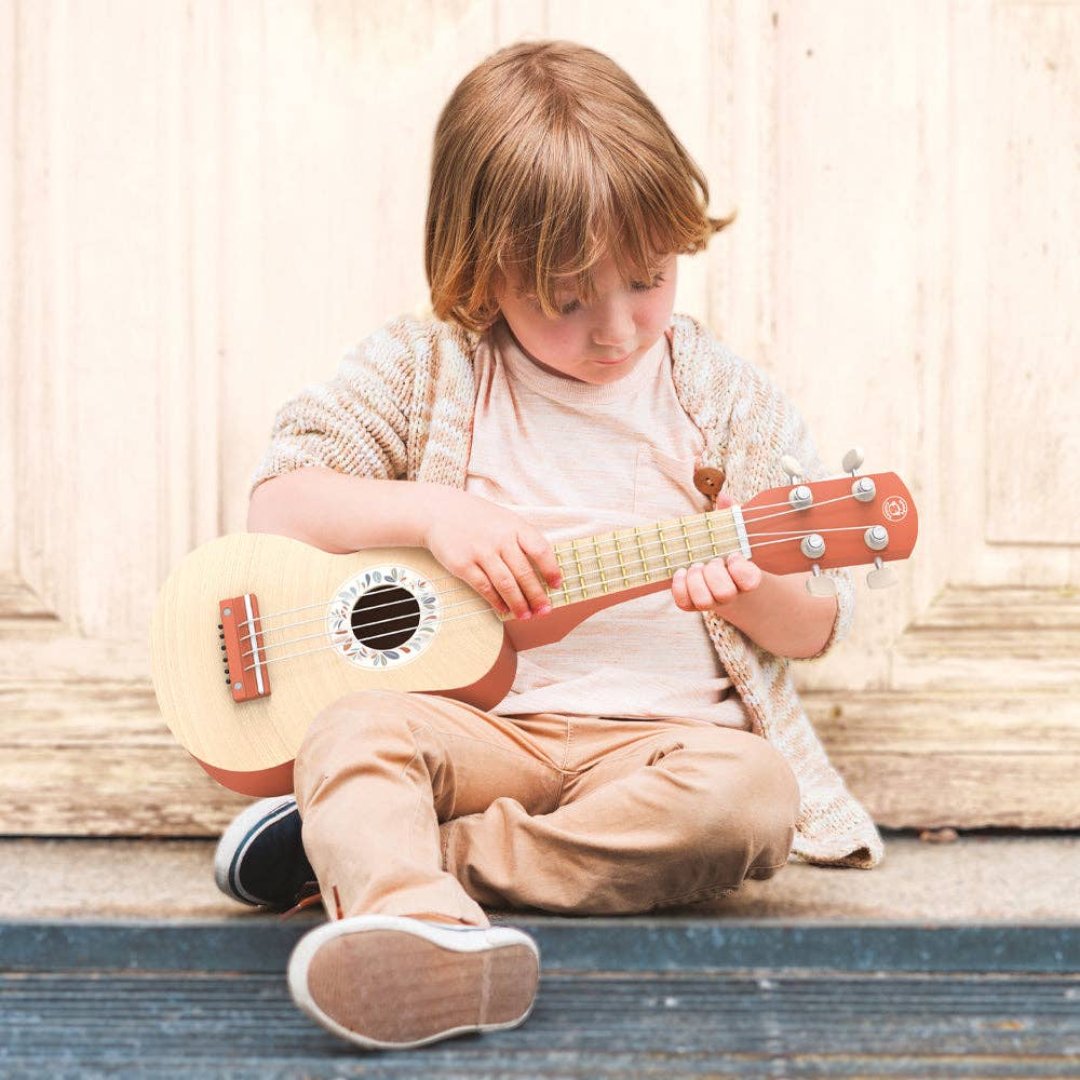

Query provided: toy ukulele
[150,447,917,796]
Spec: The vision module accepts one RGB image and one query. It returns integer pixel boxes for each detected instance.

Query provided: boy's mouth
[594,350,632,365]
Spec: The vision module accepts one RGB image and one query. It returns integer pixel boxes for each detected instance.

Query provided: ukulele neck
[546,508,746,608]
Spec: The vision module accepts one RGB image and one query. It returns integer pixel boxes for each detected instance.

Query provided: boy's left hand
[671,492,763,612]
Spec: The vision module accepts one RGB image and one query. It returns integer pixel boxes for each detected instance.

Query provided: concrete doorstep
[1,828,1077,922]
[0,829,1077,975]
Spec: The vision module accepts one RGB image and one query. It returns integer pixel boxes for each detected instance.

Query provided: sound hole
[350,584,420,650]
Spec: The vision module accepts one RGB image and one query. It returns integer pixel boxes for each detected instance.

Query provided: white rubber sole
[212,794,299,905]
[288,914,541,1051]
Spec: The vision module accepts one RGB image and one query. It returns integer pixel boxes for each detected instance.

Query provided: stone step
[4,834,1077,1077]
[3,913,1078,975]
[4,832,1078,923]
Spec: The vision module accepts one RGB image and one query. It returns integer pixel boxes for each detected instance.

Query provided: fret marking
[633,526,650,583]
[613,531,630,586]
[657,520,673,575]
[592,536,609,594]
[705,512,718,558]
[679,516,694,566]
[571,539,587,600]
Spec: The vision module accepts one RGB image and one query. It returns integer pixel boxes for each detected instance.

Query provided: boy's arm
[713,563,838,660]
[249,469,562,619]
[247,468,459,554]
[699,347,856,661]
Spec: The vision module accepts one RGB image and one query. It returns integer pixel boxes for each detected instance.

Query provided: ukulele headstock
[739,450,917,594]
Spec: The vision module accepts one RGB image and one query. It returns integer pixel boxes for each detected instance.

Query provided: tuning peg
[842,447,865,475]
[806,564,837,597]
[789,484,813,510]
[781,455,804,483]
[852,475,877,503]
[866,556,897,589]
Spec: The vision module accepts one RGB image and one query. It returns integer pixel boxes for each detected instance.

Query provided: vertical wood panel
[16,0,75,626]
[494,0,546,43]
[186,0,225,563]
[222,0,496,534]
[948,0,1080,587]
[0,0,15,573]
[708,0,774,356]
[753,1,955,690]
[947,0,995,588]
[69,2,187,640]
[775,1,925,473]
[987,1,1080,544]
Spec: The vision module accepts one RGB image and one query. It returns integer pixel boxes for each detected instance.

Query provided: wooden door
[1,0,1076,834]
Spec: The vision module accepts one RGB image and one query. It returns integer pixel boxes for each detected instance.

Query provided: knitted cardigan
[250,311,885,870]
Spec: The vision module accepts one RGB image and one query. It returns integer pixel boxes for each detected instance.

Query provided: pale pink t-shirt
[464,317,751,731]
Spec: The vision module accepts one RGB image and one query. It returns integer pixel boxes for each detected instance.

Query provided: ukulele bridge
[219,594,272,703]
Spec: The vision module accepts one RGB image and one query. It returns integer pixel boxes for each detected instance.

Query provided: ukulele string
[239,527,867,675]
[243,517,744,630]
[235,506,842,652]
[242,490,858,638]
[239,516,743,643]
[235,494,865,661]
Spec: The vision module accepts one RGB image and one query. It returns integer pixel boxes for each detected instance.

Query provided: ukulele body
[150,533,514,796]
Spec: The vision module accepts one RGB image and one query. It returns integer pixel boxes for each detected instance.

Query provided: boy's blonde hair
[425,39,735,333]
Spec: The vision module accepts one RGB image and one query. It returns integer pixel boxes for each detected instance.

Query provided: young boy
[215,39,884,1052]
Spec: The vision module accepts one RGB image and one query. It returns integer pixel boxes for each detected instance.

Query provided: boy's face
[494,252,678,384]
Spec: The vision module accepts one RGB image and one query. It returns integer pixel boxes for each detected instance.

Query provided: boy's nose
[591,313,637,353]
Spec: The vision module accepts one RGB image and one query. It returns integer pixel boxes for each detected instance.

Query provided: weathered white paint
[0,0,1077,834]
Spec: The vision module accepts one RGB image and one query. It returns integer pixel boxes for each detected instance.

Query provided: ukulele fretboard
[548,507,747,606]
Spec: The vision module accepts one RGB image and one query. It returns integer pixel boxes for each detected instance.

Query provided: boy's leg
[288,689,550,1051]
[441,715,802,916]
[292,688,566,927]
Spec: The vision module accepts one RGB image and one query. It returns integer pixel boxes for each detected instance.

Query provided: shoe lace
[278,879,323,922]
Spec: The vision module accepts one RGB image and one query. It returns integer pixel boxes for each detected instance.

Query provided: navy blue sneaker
[214,795,319,911]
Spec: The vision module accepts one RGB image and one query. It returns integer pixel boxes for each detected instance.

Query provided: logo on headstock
[882,496,909,523]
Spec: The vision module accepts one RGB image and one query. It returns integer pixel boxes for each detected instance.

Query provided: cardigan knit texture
[250,311,885,870]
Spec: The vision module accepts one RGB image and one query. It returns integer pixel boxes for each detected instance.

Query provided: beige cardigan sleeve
[781,394,858,659]
[719,355,857,659]
[247,319,418,501]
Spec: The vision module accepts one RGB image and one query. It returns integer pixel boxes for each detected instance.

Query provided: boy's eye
[546,273,666,318]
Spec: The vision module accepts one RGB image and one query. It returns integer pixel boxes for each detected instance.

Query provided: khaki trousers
[292,689,801,928]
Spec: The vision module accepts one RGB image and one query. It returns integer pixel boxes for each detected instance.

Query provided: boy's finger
[726,553,761,590]
[702,560,737,604]
[502,547,552,615]
[484,555,531,619]
[671,567,690,609]
[519,532,563,590]
[685,563,717,609]
[464,564,510,615]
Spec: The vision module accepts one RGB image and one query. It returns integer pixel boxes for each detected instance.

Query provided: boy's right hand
[422,490,562,620]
